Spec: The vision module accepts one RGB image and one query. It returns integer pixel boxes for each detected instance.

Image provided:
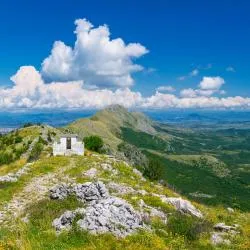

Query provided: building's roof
[60,134,78,138]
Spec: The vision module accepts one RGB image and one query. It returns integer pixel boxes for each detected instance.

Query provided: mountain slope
[67,105,156,151]
[0,116,249,249]
[67,106,250,212]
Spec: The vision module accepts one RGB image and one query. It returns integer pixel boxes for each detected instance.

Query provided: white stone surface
[53,135,84,156]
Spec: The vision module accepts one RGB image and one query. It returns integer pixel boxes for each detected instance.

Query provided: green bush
[28,142,43,161]
[83,135,104,153]
[143,158,163,181]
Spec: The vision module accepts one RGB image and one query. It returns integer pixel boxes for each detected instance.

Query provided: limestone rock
[51,181,146,237]
[227,207,234,213]
[162,197,203,218]
[50,183,70,200]
[77,197,143,237]
[73,181,109,201]
[53,210,76,232]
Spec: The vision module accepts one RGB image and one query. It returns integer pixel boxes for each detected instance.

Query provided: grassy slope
[0,153,249,249]
[0,119,249,249]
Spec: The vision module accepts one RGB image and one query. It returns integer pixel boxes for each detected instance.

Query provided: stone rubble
[51,181,145,237]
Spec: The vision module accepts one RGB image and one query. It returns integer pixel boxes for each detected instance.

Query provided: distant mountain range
[1,109,250,129]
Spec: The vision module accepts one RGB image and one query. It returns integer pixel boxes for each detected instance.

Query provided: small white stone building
[53,134,84,156]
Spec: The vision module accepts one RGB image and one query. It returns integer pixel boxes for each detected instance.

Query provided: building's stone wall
[53,136,84,156]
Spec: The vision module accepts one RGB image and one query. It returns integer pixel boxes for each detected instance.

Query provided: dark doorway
[66,137,71,149]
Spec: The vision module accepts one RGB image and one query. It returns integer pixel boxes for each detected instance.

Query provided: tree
[83,135,104,153]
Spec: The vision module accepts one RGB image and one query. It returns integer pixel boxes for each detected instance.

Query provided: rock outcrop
[51,181,145,237]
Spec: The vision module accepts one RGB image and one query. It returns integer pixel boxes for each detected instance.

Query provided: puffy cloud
[0,66,143,109]
[156,85,175,92]
[199,76,225,90]
[41,18,148,88]
[1,66,249,110]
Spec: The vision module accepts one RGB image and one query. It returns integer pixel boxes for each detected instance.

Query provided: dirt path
[0,158,76,224]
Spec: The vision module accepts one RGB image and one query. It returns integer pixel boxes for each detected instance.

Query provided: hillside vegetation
[68,105,250,211]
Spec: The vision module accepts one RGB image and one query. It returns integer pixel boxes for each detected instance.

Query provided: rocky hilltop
[0,108,249,249]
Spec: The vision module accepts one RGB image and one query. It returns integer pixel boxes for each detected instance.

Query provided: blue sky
[0,0,250,110]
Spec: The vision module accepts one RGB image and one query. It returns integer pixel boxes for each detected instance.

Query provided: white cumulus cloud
[199,76,225,90]
[1,66,249,110]
[41,18,148,88]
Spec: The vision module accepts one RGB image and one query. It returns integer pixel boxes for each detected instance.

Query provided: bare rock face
[51,181,145,237]
[162,197,203,218]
